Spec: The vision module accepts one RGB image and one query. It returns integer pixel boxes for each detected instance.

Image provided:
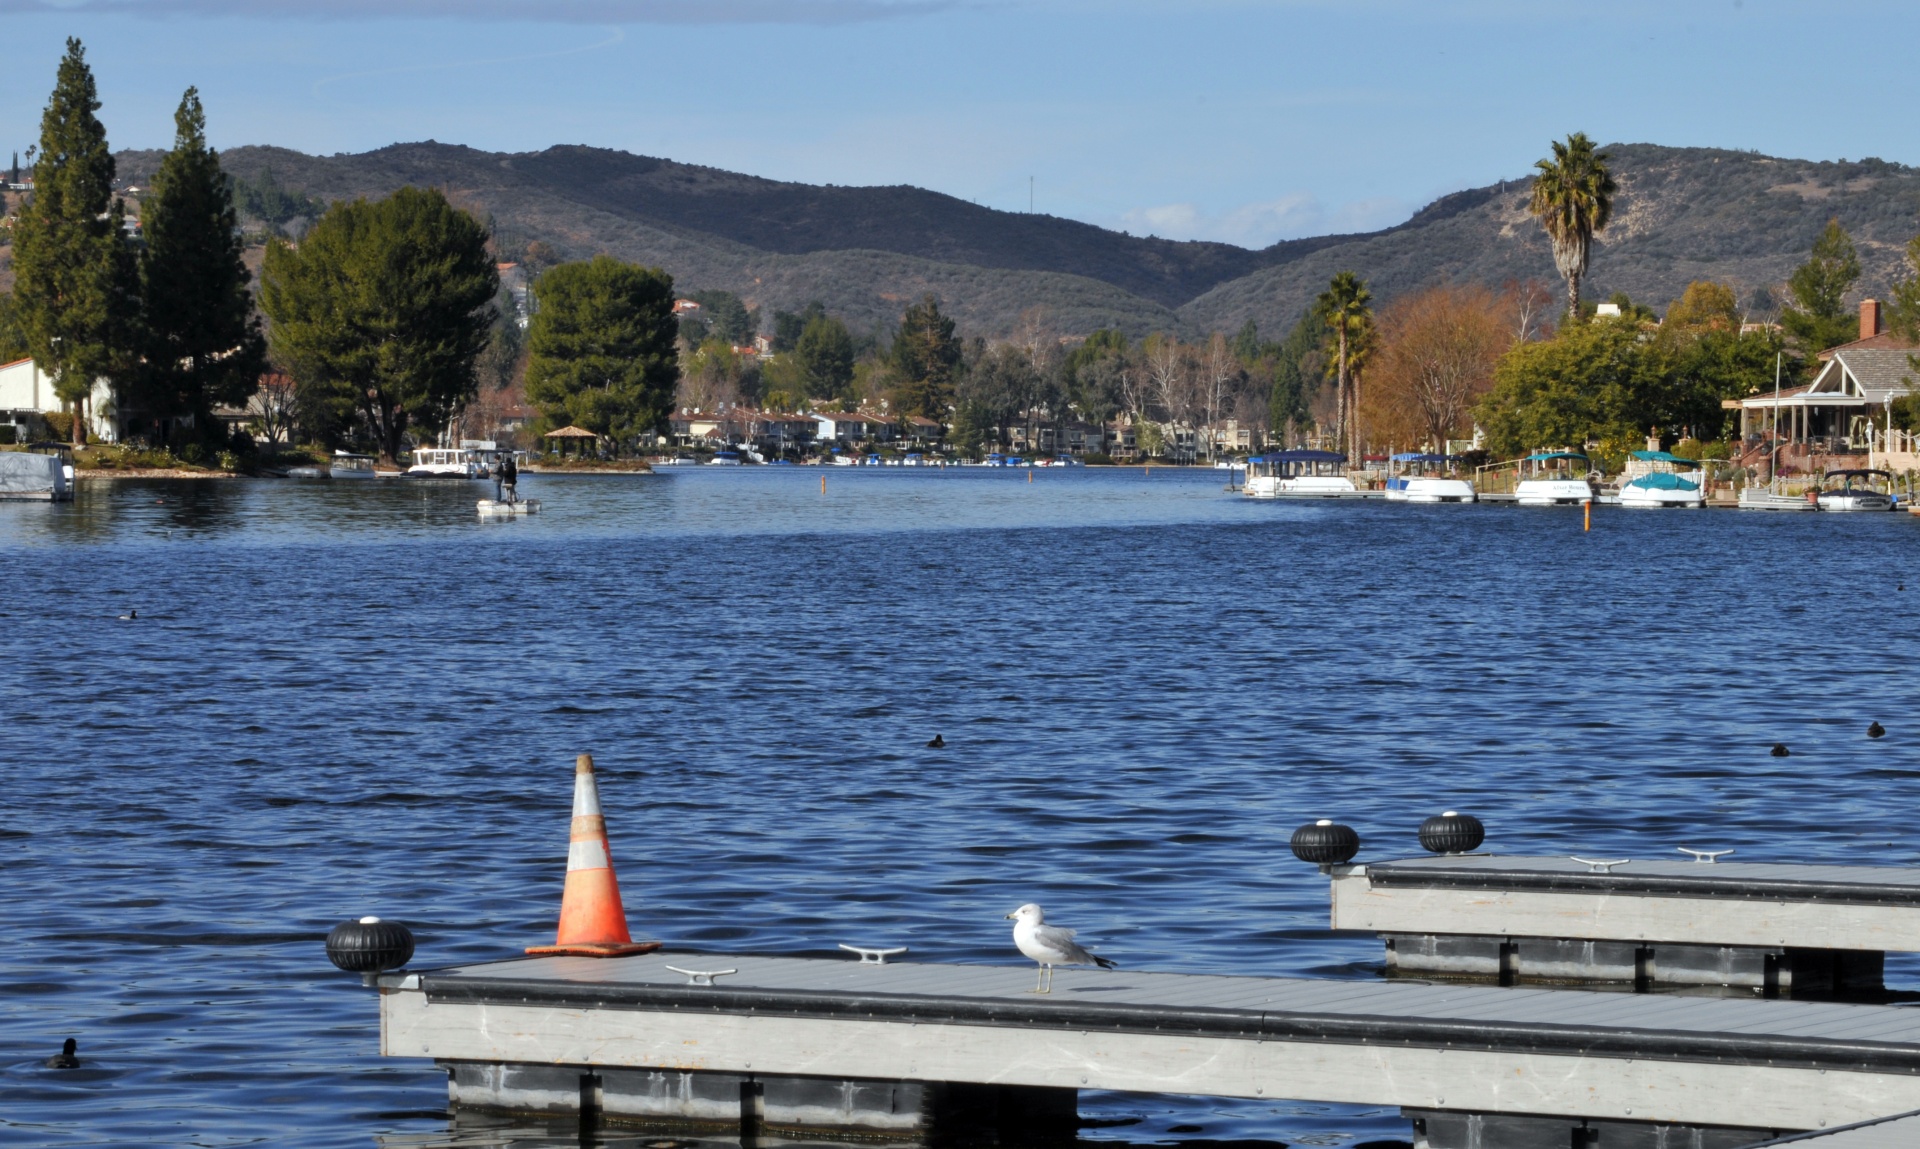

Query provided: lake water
[3,467,1919,1149]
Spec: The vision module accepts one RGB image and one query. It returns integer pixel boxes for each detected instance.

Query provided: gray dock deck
[1751,1109,1920,1146]
[383,950,1920,1136]
[1332,855,1920,953]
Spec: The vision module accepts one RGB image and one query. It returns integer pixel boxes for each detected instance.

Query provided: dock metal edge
[1364,862,1920,907]
[419,972,1920,1075]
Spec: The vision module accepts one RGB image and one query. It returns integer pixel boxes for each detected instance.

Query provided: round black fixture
[326,916,415,976]
[1419,811,1485,854]
[1290,820,1360,865]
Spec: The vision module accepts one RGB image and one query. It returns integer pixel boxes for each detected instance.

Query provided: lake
[2,467,1917,1148]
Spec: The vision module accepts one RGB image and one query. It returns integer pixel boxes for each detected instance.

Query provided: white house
[0,358,119,443]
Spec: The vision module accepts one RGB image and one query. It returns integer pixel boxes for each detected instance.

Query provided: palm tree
[1317,271,1373,467]
[1528,132,1617,320]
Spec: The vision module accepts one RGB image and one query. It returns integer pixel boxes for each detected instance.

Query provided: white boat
[1737,483,1816,512]
[0,448,73,501]
[1815,469,1896,512]
[1617,450,1705,508]
[330,451,379,480]
[1384,453,1475,503]
[708,450,743,466]
[407,446,484,478]
[1244,450,1356,498]
[1512,452,1597,506]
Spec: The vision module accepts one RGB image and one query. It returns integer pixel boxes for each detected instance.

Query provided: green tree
[1318,271,1373,463]
[890,293,960,418]
[1528,132,1616,321]
[260,186,497,462]
[0,294,31,364]
[691,290,755,345]
[1781,219,1863,352]
[772,301,826,353]
[1266,308,1322,446]
[13,38,137,448]
[130,87,266,440]
[1662,281,1739,332]
[794,313,856,399]
[522,255,678,452]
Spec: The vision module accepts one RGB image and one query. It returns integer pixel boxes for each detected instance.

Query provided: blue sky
[2,1,1915,249]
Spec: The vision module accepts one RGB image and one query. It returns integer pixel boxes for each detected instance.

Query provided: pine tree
[133,87,266,440]
[891,294,960,419]
[13,38,137,448]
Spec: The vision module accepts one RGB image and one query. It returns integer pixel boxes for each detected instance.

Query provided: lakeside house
[1729,300,1920,473]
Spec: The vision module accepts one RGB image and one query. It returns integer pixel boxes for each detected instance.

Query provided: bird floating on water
[1869,722,1887,739]
[45,1038,79,1069]
[1771,743,1790,758]
[117,609,137,621]
[926,734,945,749]
[1006,903,1115,994]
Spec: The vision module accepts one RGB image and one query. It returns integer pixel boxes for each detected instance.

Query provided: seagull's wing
[1033,923,1097,962]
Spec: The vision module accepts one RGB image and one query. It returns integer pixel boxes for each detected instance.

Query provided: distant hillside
[113,141,1920,340]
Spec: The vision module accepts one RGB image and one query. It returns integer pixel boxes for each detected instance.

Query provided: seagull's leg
[1032,963,1044,993]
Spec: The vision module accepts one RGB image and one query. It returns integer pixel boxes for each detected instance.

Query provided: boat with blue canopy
[1385,452,1474,503]
[1243,449,1356,499]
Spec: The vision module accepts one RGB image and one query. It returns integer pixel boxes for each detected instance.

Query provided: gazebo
[542,425,601,458]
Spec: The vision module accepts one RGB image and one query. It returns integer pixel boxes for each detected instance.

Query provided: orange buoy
[820,474,826,494]
[525,754,660,958]
[1583,501,1590,532]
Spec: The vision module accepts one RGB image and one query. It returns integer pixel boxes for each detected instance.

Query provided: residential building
[0,358,118,442]
[1729,299,1920,471]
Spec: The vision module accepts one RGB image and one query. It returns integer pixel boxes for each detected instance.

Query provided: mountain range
[113,141,1920,340]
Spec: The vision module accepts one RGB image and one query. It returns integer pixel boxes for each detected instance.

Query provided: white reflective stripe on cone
[567,837,610,871]
[572,773,603,817]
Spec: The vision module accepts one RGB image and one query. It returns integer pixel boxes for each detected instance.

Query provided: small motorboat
[1617,450,1705,508]
[1385,452,1475,503]
[330,451,379,480]
[708,450,743,466]
[406,446,485,478]
[1512,451,1597,506]
[1815,469,1896,512]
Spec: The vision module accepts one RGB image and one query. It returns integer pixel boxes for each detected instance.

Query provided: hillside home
[814,411,871,443]
[900,415,944,443]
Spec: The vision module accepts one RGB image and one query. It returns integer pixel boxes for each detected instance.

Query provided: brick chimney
[1861,298,1882,341]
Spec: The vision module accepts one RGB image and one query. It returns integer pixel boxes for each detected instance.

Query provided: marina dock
[380,949,1920,1147]
[1329,855,1920,992]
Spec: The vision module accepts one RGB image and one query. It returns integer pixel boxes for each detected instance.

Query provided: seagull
[1006,903,1115,993]
[926,734,945,749]
[44,1038,79,1069]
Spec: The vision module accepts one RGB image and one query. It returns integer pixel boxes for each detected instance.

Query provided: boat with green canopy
[1513,451,1596,506]
[1618,450,1705,508]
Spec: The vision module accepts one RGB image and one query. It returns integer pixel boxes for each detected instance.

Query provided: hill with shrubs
[111,141,1920,339]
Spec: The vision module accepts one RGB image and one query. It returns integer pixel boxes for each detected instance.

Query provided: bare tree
[1199,332,1239,460]
[1508,279,1557,344]
[249,372,298,445]
[1363,284,1510,454]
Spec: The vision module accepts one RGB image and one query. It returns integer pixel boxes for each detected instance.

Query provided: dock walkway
[386,950,1920,1140]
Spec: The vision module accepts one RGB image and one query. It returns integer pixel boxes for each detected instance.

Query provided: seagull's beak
[1004,911,1017,919]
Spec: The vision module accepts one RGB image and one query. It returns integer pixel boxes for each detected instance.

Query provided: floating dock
[378,950,1920,1147]
[1328,855,1920,993]
[477,498,540,517]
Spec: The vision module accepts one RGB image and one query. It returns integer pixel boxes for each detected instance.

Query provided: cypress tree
[133,87,266,440]
[13,38,136,448]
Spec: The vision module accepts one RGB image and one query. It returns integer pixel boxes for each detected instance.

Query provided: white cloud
[1120,193,1412,248]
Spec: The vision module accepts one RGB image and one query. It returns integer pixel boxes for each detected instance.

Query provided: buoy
[1771,743,1790,758]
[926,734,945,749]
[1027,468,1033,483]
[326,915,415,981]
[1583,502,1590,532]
[820,475,826,494]
[44,1038,79,1069]
[526,753,660,958]
[1419,811,1485,854]
[1869,721,1886,739]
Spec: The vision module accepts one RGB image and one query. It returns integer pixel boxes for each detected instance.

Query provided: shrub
[42,411,76,443]
[1081,451,1115,465]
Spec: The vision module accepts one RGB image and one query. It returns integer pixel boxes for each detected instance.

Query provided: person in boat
[501,454,518,504]
[490,454,504,501]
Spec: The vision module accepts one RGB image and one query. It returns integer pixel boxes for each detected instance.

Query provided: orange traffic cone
[526,753,661,958]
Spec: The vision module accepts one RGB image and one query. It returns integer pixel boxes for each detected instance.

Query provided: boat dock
[379,948,1920,1147]
[1328,855,1920,993]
